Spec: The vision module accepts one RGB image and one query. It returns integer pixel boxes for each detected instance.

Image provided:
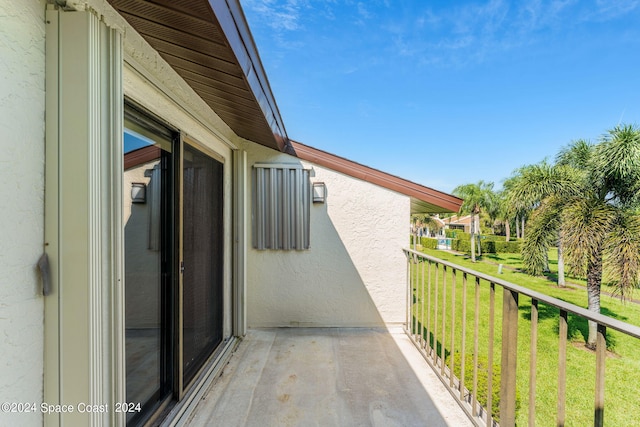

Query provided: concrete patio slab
[185,328,473,427]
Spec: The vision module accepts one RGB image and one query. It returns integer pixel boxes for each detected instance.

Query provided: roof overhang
[291,141,463,214]
[108,0,291,152]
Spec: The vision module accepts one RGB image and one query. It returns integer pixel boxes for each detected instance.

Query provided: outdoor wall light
[312,182,326,203]
[131,182,146,203]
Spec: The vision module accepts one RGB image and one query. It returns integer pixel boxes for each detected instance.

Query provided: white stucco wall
[244,142,410,327]
[0,1,46,425]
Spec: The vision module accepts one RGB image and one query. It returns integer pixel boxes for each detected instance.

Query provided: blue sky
[242,0,640,193]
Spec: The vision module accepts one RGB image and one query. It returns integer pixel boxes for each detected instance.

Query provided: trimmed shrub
[451,238,471,253]
[447,235,521,254]
[490,240,521,253]
[455,231,472,242]
[420,237,438,249]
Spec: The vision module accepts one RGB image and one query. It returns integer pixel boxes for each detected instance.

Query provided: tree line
[451,124,640,349]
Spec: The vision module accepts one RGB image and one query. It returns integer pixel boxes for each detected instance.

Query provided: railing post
[500,288,519,426]
[558,310,568,427]
[594,324,606,427]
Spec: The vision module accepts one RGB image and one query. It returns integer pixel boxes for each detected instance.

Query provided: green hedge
[450,238,520,254]
[445,229,467,239]
[451,238,471,252]
[420,237,438,249]
[413,233,521,253]
[484,240,521,253]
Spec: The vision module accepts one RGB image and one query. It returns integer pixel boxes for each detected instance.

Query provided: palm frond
[561,198,615,276]
[505,162,582,212]
[556,139,593,169]
[594,124,640,206]
[522,198,561,275]
[604,211,640,300]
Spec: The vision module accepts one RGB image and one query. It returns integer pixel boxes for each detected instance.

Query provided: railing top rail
[403,248,640,339]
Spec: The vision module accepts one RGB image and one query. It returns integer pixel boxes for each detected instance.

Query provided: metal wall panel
[253,165,310,250]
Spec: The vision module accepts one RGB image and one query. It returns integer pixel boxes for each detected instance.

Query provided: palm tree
[503,171,534,240]
[505,160,579,286]
[452,181,495,262]
[411,213,441,247]
[493,190,512,241]
[516,125,640,348]
[484,189,502,235]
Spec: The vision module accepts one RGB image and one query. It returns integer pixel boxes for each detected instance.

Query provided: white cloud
[594,0,639,20]
[244,0,306,32]
[383,0,640,67]
[357,2,371,19]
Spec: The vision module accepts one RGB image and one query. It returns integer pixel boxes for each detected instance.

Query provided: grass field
[409,247,640,426]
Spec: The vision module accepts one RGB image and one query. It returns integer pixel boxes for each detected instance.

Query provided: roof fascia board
[208,0,289,151]
[291,141,463,213]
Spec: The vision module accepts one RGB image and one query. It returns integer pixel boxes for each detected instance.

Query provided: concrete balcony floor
[186,328,473,427]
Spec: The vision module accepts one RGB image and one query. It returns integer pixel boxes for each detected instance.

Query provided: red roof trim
[290,141,463,213]
[124,145,160,170]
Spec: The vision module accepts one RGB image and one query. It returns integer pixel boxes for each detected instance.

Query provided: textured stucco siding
[0,1,46,425]
[244,142,410,327]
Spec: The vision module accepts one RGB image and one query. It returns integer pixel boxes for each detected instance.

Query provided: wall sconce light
[312,182,326,203]
[131,183,146,203]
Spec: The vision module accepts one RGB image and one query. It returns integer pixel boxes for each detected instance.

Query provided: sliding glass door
[123,104,225,425]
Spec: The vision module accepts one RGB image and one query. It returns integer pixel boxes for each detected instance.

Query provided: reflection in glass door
[182,144,224,386]
[123,109,175,425]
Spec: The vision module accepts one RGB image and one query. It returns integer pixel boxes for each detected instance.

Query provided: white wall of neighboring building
[243,141,410,327]
[0,1,46,425]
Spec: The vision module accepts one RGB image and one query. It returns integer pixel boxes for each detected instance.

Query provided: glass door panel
[182,144,224,385]
[123,113,174,425]
[123,106,227,424]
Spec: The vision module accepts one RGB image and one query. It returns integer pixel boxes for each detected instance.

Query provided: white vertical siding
[0,1,46,426]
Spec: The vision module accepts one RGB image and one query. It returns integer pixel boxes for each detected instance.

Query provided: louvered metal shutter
[253,164,311,250]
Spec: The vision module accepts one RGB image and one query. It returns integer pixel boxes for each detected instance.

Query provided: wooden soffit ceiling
[108,0,290,152]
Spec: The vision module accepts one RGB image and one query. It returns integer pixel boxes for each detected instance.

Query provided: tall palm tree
[516,125,640,348]
[505,160,579,286]
[452,181,495,262]
[493,190,512,241]
[503,171,535,240]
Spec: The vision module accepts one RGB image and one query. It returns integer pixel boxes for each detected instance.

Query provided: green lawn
[409,247,640,426]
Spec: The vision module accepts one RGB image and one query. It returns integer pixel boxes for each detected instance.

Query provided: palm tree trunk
[505,220,510,242]
[470,215,476,262]
[586,250,604,349]
[475,213,482,257]
[557,239,565,287]
[543,251,550,273]
[521,216,525,239]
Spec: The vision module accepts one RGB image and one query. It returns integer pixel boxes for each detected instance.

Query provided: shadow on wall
[246,148,406,328]
[248,199,386,327]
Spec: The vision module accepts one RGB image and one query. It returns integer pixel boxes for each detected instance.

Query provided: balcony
[180,249,640,427]
[185,328,473,427]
